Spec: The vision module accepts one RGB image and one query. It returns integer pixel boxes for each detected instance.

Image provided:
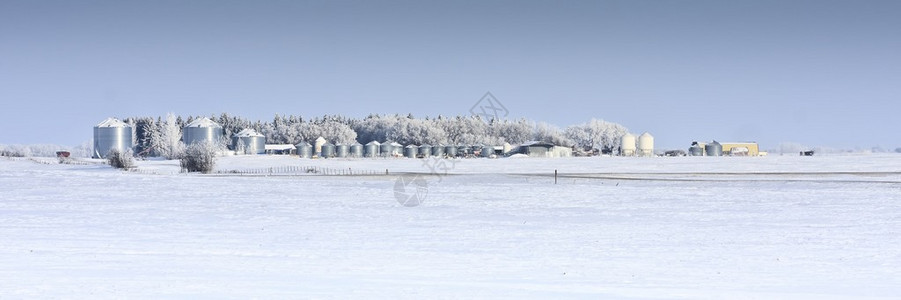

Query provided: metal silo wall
[93,126,133,158]
[183,127,222,146]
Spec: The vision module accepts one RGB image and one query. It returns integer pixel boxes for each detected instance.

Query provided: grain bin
[457,145,471,156]
[296,142,313,159]
[183,117,223,146]
[380,142,396,157]
[638,132,654,157]
[93,117,133,158]
[404,145,418,158]
[432,145,445,157]
[390,142,403,156]
[621,133,637,156]
[335,144,349,158]
[232,128,265,155]
[350,143,364,157]
[320,142,336,158]
[314,137,327,156]
[419,144,432,157]
[481,145,494,157]
[689,144,704,156]
[705,141,723,156]
[445,145,458,157]
[364,141,380,158]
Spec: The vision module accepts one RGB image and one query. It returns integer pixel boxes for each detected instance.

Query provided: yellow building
[720,142,760,156]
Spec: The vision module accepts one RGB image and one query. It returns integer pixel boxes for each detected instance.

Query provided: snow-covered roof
[95,117,130,128]
[265,144,296,151]
[235,128,263,137]
[184,117,221,128]
[520,141,555,147]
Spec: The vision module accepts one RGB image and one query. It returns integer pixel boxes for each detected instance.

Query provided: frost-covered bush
[107,149,135,169]
[180,142,217,173]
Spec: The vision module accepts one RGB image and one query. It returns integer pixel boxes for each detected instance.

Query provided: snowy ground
[1,154,899,299]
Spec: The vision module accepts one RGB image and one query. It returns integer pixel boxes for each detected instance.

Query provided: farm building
[721,142,760,156]
[265,144,296,155]
[512,142,572,158]
[689,141,761,156]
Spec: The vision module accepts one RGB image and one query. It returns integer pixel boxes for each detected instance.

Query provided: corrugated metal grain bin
[93,117,133,158]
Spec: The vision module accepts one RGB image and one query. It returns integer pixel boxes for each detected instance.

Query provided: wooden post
[555,169,558,184]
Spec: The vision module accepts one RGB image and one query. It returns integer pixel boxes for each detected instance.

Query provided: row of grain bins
[93,117,253,158]
[620,132,654,157]
[688,141,762,156]
[92,117,573,159]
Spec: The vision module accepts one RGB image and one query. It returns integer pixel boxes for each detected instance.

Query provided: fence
[215,165,380,176]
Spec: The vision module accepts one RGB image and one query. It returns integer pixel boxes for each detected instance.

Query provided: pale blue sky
[1,0,899,150]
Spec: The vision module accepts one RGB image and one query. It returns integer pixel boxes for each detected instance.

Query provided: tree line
[122,113,630,157]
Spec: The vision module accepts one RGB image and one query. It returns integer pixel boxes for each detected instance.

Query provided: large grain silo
[335,143,349,158]
[705,141,723,156]
[320,142,336,158]
[297,142,313,159]
[93,117,133,159]
[621,133,637,156]
[183,117,223,146]
[638,132,654,157]
[419,144,432,157]
[404,145,418,158]
[364,141,380,158]
[232,128,265,155]
[350,143,364,157]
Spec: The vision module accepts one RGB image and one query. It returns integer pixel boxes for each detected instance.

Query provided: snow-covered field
[1,154,900,299]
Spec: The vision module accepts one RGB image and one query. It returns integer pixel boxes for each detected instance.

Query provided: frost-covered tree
[149,113,184,159]
[320,121,357,144]
[180,141,217,173]
[533,122,573,146]
[565,119,629,152]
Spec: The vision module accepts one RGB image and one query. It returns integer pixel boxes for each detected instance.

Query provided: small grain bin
[404,145,418,158]
[445,145,458,157]
[380,142,396,157]
[457,145,471,156]
[350,143,364,157]
[335,144,349,158]
[314,137,327,156]
[182,117,223,146]
[621,133,637,156]
[296,142,313,158]
[419,144,432,157]
[364,141,380,158]
[93,117,133,158]
[320,142,336,158]
[638,132,654,157]
[481,145,494,157]
[232,128,266,155]
[705,141,723,156]
[689,143,704,156]
[432,145,445,157]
